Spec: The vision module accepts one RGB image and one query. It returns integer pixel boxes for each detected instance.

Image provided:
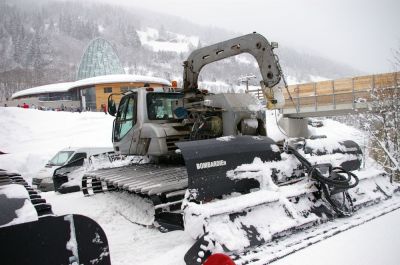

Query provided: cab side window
[114,93,137,141]
[70,152,87,162]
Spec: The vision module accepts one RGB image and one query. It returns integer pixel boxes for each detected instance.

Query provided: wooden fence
[250,71,400,112]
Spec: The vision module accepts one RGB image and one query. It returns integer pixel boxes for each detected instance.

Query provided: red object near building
[100,103,107,114]
[22,103,29,109]
[203,253,236,265]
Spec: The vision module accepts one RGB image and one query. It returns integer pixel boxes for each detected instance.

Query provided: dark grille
[166,135,189,151]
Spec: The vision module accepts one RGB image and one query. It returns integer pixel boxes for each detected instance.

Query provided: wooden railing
[249,71,400,113]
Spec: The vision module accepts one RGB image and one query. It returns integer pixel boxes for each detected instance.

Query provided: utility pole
[238,75,256,93]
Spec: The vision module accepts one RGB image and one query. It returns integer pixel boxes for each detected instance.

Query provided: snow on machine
[79,33,400,264]
[0,169,111,265]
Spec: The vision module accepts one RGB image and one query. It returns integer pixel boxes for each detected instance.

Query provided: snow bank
[272,208,400,265]
[0,107,113,179]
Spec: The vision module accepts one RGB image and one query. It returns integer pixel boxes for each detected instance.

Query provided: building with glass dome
[9,39,171,110]
[76,38,125,80]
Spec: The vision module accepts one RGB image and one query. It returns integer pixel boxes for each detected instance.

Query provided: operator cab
[108,86,187,156]
[111,88,184,142]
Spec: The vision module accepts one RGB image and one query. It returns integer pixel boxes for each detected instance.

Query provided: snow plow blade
[176,136,281,202]
[177,136,400,265]
[0,214,111,265]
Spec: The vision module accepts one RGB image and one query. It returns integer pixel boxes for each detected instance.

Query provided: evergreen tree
[122,25,141,48]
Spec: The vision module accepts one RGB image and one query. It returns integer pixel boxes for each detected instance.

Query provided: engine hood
[140,122,190,138]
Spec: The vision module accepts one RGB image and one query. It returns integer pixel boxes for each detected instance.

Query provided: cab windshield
[48,151,74,166]
[147,92,183,120]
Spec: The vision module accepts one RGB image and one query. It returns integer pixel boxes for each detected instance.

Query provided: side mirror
[108,95,117,116]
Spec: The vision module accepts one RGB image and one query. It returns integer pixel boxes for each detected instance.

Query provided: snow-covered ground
[0,106,399,265]
[0,107,113,178]
[272,208,400,265]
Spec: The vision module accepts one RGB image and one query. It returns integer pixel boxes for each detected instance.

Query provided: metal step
[84,164,188,196]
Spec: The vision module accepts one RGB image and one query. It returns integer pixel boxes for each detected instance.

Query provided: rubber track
[0,170,53,217]
[82,164,188,196]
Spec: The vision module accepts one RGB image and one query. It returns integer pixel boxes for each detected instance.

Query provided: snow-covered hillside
[0,0,360,101]
[137,27,199,53]
[1,106,399,265]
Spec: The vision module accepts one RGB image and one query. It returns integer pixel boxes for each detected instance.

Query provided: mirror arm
[107,93,118,116]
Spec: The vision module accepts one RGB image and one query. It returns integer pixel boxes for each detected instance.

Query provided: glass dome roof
[76,38,125,80]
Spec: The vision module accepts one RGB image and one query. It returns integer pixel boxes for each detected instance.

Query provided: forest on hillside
[0,0,359,100]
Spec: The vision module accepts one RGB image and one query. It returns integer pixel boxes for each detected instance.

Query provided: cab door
[113,93,139,155]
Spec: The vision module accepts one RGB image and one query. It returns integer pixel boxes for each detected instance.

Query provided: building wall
[4,82,169,111]
[94,82,167,110]
[82,86,96,111]
[0,97,80,109]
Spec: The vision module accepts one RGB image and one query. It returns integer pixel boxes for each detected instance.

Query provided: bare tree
[356,48,400,180]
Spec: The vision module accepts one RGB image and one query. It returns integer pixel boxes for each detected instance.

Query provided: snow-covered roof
[11,74,171,99]
[73,74,171,88]
[12,82,75,99]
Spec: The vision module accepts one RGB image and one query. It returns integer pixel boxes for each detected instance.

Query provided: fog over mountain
[0,0,360,99]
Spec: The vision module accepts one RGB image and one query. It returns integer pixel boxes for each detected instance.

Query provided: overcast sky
[92,0,399,74]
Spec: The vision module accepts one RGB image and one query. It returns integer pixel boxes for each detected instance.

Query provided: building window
[120,87,129,93]
[104,87,112,93]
